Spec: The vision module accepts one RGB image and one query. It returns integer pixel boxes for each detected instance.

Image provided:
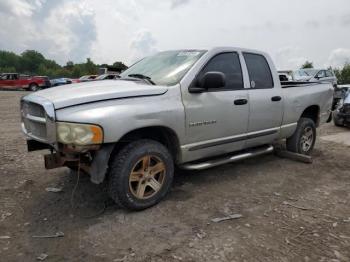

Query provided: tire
[286,117,316,155]
[29,83,40,91]
[108,139,174,210]
[333,112,344,127]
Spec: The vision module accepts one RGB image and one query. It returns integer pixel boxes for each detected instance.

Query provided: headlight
[57,122,103,145]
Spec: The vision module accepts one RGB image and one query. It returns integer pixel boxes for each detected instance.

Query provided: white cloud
[1,0,350,69]
[273,46,307,70]
[128,29,158,63]
[328,48,350,68]
[0,0,38,17]
[0,0,96,64]
[170,0,191,9]
[37,1,96,63]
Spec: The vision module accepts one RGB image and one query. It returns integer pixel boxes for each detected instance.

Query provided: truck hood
[295,76,313,81]
[30,80,168,109]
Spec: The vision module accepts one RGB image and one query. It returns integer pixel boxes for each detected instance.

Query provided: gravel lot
[0,91,350,262]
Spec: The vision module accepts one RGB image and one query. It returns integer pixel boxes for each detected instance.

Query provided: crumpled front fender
[90,144,115,184]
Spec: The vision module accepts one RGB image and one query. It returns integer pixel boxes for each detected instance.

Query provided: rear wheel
[29,83,40,91]
[286,117,316,155]
[108,139,174,210]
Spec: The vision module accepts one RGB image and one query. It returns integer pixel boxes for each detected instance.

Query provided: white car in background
[293,69,337,87]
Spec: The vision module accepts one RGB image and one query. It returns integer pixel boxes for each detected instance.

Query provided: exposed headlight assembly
[57,122,103,145]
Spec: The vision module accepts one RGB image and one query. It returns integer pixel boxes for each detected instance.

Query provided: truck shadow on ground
[21,150,336,261]
[24,152,308,237]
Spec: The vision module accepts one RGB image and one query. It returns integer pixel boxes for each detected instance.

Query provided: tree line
[0,50,128,79]
[1,49,350,84]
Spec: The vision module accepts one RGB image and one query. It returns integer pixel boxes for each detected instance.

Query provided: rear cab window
[198,52,244,91]
[326,70,334,77]
[316,70,326,78]
[243,53,274,89]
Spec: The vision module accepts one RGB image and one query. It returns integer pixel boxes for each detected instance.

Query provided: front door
[182,52,249,162]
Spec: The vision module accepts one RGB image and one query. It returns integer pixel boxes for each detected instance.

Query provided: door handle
[271,96,282,102]
[234,99,248,105]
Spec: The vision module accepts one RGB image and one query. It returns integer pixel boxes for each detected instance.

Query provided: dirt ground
[0,90,349,262]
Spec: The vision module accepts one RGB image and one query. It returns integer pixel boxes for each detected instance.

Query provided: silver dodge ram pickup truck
[21,47,333,210]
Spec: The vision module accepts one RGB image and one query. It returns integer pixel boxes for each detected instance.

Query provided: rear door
[242,53,283,148]
[182,52,249,162]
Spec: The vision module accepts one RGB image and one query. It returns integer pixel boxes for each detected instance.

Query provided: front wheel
[286,117,316,155]
[108,139,174,210]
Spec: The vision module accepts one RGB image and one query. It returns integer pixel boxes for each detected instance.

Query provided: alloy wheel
[129,155,166,199]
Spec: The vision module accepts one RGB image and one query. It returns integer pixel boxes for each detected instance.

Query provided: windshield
[120,50,207,86]
[79,75,89,80]
[96,74,108,80]
[293,69,318,79]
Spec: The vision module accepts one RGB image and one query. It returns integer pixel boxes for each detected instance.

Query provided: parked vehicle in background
[0,73,51,91]
[50,78,73,87]
[21,47,333,210]
[293,69,337,87]
[333,85,350,126]
[79,75,97,82]
[278,73,292,82]
[70,79,81,84]
[95,73,119,80]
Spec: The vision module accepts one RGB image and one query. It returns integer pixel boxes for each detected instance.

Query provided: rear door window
[243,53,274,89]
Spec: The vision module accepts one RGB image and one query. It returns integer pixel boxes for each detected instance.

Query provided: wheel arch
[300,105,320,126]
[90,125,181,185]
[29,82,38,87]
[116,126,181,163]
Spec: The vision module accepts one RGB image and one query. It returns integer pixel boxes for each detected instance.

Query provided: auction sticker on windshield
[177,51,202,57]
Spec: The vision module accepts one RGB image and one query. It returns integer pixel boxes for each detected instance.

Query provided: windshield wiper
[127,74,155,85]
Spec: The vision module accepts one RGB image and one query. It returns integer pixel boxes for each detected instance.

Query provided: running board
[181,145,274,170]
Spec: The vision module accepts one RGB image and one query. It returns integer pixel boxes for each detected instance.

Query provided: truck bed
[280,81,321,88]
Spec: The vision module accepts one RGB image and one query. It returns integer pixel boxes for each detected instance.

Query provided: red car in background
[0,73,51,91]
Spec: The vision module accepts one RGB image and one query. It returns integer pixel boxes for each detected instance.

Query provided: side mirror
[189,72,226,93]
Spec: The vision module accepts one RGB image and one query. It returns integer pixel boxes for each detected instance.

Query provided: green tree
[20,50,46,73]
[334,64,350,84]
[85,58,97,74]
[0,48,128,79]
[37,64,48,76]
[0,66,16,73]
[0,51,20,70]
[112,61,128,72]
[301,61,314,69]
[65,61,74,70]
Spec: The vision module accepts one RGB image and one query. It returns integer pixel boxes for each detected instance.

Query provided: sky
[0,0,350,70]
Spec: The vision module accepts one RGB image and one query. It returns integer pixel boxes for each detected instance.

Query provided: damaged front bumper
[27,139,114,184]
